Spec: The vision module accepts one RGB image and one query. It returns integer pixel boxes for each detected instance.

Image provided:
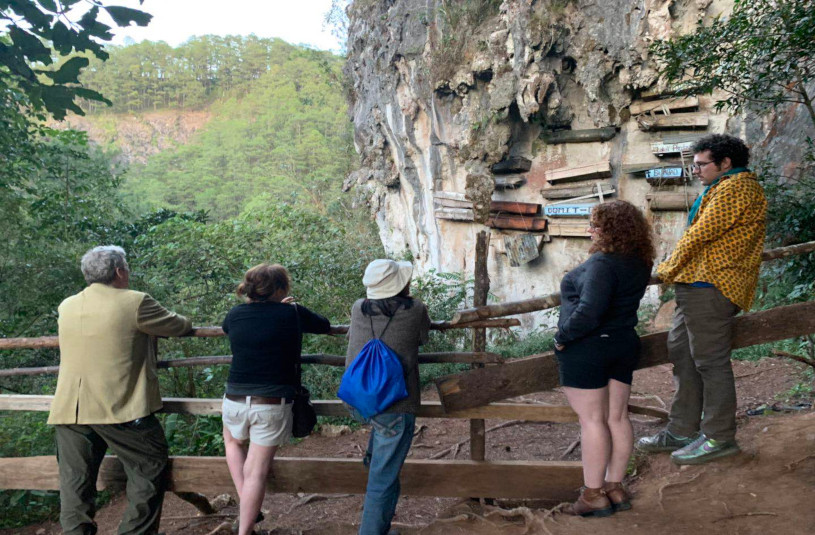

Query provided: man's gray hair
[80,246,128,285]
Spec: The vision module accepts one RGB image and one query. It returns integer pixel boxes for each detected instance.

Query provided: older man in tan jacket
[48,246,193,535]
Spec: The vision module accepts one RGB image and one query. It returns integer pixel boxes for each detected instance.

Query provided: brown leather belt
[225,394,292,405]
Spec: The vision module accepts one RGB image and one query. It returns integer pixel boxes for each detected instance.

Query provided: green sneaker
[670,435,740,465]
[635,429,695,452]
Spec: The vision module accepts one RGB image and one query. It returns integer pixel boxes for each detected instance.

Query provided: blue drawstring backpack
[338,314,408,419]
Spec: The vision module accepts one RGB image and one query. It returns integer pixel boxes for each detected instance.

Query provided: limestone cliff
[343,0,800,328]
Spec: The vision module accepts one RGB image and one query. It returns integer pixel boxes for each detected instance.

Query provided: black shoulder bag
[291,304,317,438]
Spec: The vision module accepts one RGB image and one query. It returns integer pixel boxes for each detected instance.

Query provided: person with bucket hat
[345,259,431,535]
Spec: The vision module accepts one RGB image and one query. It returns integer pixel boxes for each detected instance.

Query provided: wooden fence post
[470,230,490,461]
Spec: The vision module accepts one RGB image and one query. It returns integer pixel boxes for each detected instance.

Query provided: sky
[103,0,345,52]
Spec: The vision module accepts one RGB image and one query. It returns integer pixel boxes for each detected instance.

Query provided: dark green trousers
[54,415,169,535]
[666,285,740,442]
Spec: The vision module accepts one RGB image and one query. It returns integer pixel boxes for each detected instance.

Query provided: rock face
[342,0,798,328]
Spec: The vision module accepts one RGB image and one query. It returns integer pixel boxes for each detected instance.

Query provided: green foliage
[651,0,815,123]
[93,40,356,219]
[0,0,151,119]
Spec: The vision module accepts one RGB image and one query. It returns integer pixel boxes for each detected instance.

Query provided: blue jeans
[359,412,415,535]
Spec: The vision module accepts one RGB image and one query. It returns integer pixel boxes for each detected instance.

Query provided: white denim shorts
[222,396,293,447]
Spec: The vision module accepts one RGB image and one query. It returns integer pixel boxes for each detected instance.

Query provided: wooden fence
[2,239,814,503]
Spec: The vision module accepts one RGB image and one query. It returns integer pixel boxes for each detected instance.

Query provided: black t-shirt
[222,301,330,396]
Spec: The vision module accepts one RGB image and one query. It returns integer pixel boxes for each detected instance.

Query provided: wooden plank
[491,156,532,175]
[646,192,699,211]
[0,350,512,378]
[540,181,614,200]
[644,167,684,180]
[435,207,474,221]
[543,203,594,217]
[487,214,547,231]
[638,112,709,131]
[434,191,468,202]
[544,220,591,238]
[470,231,490,461]
[541,127,617,144]
[546,161,611,184]
[0,455,583,500]
[493,175,527,189]
[651,140,696,156]
[0,395,585,422]
[434,198,473,210]
[489,200,540,215]
[436,300,815,412]
[630,96,699,115]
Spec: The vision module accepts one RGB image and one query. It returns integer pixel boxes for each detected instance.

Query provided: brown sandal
[604,481,632,511]
[563,487,613,517]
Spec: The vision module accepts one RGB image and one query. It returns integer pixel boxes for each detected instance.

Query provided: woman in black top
[221,264,330,535]
[555,201,654,517]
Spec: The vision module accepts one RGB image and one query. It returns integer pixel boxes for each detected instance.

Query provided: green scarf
[686,167,749,227]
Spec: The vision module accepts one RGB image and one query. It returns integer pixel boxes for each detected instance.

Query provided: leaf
[9,26,51,63]
[51,21,72,55]
[104,5,153,27]
[45,55,89,84]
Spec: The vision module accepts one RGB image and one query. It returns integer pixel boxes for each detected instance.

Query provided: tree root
[786,454,815,470]
[712,511,779,523]
[429,420,524,459]
[560,438,580,459]
[173,491,216,515]
[657,471,703,511]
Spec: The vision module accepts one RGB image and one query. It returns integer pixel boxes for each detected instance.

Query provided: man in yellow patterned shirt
[637,134,767,465]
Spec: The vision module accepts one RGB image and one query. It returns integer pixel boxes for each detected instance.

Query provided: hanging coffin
[487,214,547,231]
[637,112,709,132]
[543,203,595,217]
[646,192,699,211]
[545,220,591,238]
[504,234,540,267]
[540,181,615,200]
[546,161,612,184]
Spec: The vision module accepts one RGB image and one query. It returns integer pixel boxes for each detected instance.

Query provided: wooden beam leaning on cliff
[449,240,815,325]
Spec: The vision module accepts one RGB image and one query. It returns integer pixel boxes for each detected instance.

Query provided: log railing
[451,240,815,324]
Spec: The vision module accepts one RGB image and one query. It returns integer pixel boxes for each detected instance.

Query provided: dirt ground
[6,357,813,535]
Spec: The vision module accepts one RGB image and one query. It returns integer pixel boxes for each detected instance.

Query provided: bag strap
[369,306,397,340]
[293,303,303,387]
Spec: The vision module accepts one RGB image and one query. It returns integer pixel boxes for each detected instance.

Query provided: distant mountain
[69,36,354,219]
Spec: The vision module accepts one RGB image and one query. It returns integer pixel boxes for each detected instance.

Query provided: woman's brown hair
[589,201,656,267]
[236,263,290,302]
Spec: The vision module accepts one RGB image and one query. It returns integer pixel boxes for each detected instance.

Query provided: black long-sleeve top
[222,301,330,397]
[555,252,651,346]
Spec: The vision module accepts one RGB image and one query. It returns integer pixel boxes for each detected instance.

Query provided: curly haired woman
[555,200,655,517]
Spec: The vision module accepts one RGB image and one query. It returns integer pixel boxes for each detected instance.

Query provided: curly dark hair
[237,263,290,302]
[589,200,656,267]
[692,134,750,167]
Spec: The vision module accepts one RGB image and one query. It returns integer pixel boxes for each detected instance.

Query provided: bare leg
[238,443,277,535]
[224,426,248,498]
[606,379,633,482]
[563,386,610,488]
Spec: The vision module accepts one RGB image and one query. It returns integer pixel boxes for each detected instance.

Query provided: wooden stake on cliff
[470,230,490,462]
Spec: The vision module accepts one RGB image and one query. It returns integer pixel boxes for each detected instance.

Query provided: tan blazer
[48,283,193,425]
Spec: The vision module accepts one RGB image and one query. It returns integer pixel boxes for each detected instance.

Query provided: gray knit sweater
[344,298,431,414]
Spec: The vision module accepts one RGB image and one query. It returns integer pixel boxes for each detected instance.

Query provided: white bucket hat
[363,259,413,299]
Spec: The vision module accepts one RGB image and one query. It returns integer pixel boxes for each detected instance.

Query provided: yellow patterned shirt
[657,171,767,311]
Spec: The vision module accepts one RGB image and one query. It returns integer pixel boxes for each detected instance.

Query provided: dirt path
[6,357,812,535]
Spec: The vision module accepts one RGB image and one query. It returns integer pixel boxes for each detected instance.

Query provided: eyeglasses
[691,160,715,171]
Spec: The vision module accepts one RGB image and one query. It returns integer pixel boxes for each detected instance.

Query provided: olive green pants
[54,415,168,535]
[666,285,740,442]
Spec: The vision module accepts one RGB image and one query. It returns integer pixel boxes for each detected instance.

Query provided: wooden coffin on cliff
[646,191,699,211]
[540,181,615,200]
[546,161,611,184]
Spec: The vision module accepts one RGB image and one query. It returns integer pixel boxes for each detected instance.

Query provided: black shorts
[556,330,641,389]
